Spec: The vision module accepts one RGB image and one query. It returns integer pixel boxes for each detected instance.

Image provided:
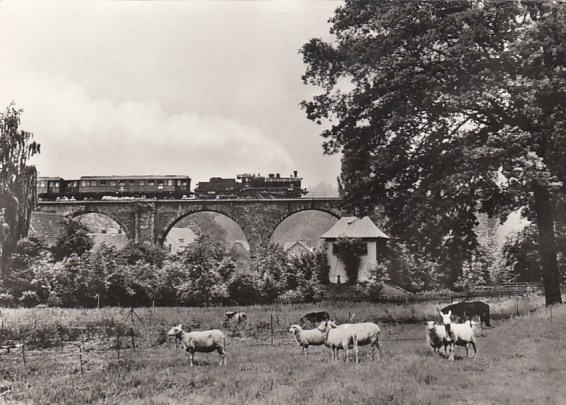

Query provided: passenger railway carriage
[37,175,191,200]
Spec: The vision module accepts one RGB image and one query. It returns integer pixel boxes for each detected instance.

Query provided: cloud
[0,71,295,182]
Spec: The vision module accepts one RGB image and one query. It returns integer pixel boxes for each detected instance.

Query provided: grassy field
[0,296,564,404]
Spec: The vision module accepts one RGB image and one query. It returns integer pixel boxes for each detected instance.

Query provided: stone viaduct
[35,198,342,256]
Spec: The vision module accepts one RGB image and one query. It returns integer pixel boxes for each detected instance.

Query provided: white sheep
[288,324,326,355]
[167,324,226,367]
[339,321,382,362]
[425,320,449,355]
[318,320,382,363]
[317,320,353,362]
[439,310,477,361]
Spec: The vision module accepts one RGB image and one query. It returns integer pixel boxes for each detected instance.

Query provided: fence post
[21,341,26,367]
[116,335,121,361]
[516,297,520,317]
[79,347,83,374]
[270,314,274,345]
[550,306,553,323]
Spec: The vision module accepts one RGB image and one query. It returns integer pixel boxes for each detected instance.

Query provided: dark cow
[299,311,330,327]
[223,311,247,328]
[442,301,491,327]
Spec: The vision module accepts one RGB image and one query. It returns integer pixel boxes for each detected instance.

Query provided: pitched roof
[29,212,67,246]
[283,240,312,252]
[320,216,389,240]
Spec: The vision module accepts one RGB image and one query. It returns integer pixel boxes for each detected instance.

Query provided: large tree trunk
[533,184,563,306]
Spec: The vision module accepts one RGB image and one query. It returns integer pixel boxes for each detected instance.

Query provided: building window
[110,181,116,186]
[168,180,174,186]
[119,181,125,186]
[130,180,135,185]
[139,181,145,186]
[40,181,46,187]
[149,180,154,186]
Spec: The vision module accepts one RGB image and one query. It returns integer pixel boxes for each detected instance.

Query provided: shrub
[19,290,40,307]
[46,293,63,307]
[0,292,15,307]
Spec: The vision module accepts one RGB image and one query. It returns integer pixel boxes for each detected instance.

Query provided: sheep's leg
[449,343,455,361]
[353,338,359,364]
[218,347,226,366]
[470,341,477,359]
[343,343,350,362]
[189,352,194,367]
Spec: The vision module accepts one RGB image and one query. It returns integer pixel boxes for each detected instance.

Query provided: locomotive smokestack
[293,171,297,178]
[276,173,280,179]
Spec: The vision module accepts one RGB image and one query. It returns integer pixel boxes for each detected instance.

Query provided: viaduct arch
[36,198,342,256]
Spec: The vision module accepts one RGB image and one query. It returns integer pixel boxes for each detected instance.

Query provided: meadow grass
[0,295,563,405]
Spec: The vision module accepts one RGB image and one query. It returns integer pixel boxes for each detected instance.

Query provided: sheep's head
[440,310,452,326]
[289,325,303,334]
[167,324,184,338]
[425,321,437,330]
[317,320,337,333]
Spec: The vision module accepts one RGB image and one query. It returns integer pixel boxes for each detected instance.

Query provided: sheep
[288,324,326,355]
[442,301,491,327]
[299,311,330,327]
[317,320,353,362]
[224,311,247,328]
[439,310,478,361]
[167,324,226,367]
[425,321,449,355]
[318,320,382,363]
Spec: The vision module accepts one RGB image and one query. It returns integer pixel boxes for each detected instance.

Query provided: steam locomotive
[37,171,306,200]
[194,171,306,199]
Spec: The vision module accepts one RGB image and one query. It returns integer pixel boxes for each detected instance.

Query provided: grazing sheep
[167,324,226,367]
[288,324,326,355]
[439,311,478,361]
[442,301,491,327]
[299,311,330,327]
[425,321,449,355]
[224,311,248,328]
[318,320,382,363]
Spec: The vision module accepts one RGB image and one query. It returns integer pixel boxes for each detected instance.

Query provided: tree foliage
[0,104,40,272]
[333,237,364,284]
[51,220,94,261]
[301,0,566,304]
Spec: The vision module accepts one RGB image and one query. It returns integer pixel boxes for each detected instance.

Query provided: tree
[0,104,40,273]
[301,0,565,304]
[51,220,94,261]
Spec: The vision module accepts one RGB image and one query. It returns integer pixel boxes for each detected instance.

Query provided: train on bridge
[37,171,306,201]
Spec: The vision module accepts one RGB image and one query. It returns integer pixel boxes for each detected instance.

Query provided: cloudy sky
[0,0,342,191]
